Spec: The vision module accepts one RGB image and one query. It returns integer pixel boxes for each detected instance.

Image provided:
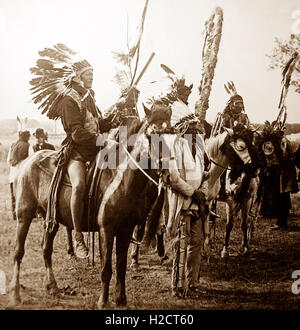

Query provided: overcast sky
[0,0,299,126]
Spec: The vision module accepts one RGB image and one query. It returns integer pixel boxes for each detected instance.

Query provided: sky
[0,0,299,128]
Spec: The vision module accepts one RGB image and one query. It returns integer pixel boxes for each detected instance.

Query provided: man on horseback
[210,82,250,211]
[56,60,102,258]
[7,130,32,220]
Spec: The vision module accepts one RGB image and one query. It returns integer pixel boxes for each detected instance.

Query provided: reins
[209,158,231,171]
[121,144,160,187]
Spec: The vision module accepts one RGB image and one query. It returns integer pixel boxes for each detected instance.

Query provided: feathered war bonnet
[29,43,93,119]
[223,81,244,111]
[154,64,200,134]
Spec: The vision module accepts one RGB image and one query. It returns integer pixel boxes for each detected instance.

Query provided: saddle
[36,149,101,232]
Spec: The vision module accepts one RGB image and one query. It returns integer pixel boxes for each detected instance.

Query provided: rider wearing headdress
[211,81,249,138]
[222,81,249,129]
[30,44,107,258]
[210,82,251,205]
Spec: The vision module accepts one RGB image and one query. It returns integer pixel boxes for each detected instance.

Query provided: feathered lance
[274,51,299,129]
[108,0,153,119]
[129,0,149,88]
[195,7,223,121]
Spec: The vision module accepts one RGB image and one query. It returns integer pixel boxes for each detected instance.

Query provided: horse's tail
[142,190,165,248]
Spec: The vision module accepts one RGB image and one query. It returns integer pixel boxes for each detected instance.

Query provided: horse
[205,125,260,258]
[8,106,173,309]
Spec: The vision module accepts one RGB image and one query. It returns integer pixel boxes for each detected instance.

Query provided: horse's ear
[142,103,151,118]
[224,127,233,136]
[189,84,193,90]
[24,117,28,125]
[17,116,21,124]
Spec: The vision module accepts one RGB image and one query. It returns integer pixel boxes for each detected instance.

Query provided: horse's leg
[157,232,165,258]
[240,196,252,254]
[42,223,60,295]
[221,200,234,258]
[66,228,74,257]
[8,210,35,306]
[115,226,134,307]
[97,226,114,309]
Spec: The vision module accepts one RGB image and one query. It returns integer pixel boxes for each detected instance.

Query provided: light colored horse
[7,110,173,309]
[205,129,260,258]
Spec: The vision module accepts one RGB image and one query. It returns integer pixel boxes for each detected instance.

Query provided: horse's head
[220,124,259,183]
[143,101,172,134]
[254,121,285,166]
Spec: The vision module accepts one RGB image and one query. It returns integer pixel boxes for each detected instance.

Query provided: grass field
[0,152,300,310]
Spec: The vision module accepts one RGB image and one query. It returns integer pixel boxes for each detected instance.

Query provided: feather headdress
[224,81,237,96]
[224,81,244,107]
[29,43,93,120]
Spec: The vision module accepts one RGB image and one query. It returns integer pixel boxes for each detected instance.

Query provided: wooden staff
[133,52,155,87]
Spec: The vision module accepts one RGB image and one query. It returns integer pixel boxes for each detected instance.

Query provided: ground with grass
[0,157,300,310]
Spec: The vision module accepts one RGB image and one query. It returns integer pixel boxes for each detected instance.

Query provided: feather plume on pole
[274,51,299,129]
[112,0,150,93]
[195,7,223,120]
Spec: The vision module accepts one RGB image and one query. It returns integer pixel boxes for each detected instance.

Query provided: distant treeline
[0,119,300,136]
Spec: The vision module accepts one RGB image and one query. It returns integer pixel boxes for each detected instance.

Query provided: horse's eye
[152,123,158,130]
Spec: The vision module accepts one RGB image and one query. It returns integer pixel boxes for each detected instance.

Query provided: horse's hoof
[221,248,229,259]
[45,282,60,296]
[97,299,112,310]
[241,247,249,255]
[116,297,127,308]
[7,292,21,308]
[130,262,140,271]
[160,255,169,265]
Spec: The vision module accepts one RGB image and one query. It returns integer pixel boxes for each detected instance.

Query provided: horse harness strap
[210,158,231,171]
[121,144,160,187]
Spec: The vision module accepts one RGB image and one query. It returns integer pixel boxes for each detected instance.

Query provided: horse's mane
[205,132,228,160]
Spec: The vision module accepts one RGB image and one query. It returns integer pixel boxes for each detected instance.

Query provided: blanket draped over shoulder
[159,134,205,238]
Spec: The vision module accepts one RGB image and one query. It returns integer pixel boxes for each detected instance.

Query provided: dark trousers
[276,192,291,228]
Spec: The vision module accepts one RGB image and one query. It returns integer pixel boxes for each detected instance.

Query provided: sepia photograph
[0,0,299,316]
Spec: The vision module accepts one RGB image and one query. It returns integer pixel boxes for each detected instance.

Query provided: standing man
[161,77,209,298]
[33,128,55,152]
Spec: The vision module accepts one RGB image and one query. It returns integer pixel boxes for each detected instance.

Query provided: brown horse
[8,108,172,309]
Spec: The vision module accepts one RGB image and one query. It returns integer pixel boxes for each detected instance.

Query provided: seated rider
[57,60,103,258]
[211,81,249,137]
[30,44,142,259]
[212,82,250,205]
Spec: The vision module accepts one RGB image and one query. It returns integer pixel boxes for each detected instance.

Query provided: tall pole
[195,7,223,121]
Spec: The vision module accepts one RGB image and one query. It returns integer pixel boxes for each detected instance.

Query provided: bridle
[209,158,231,171]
